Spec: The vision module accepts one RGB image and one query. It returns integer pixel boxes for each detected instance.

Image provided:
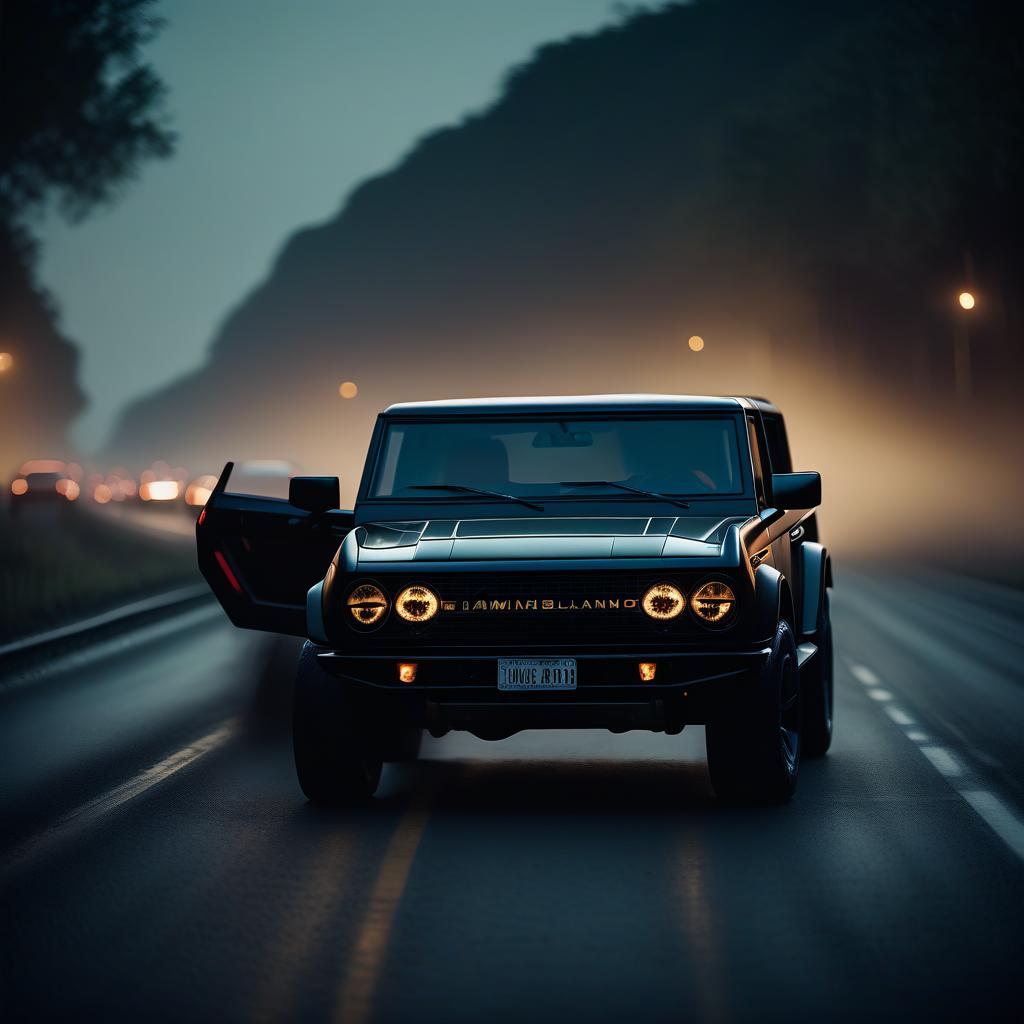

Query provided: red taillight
[197,507,207,526]
[214,550,242,594]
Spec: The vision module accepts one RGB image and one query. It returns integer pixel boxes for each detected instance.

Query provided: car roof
[383,394,767,417]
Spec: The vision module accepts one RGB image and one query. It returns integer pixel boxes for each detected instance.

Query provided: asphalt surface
[2,568,1023,1022]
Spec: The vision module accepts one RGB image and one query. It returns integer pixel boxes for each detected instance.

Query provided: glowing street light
[0,352,12,372]
[958,291,975,310]
[688,335,705,352]
[338,380,358,399]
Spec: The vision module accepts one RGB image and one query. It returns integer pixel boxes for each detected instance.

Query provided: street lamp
[954,291,975,403]
[0,352,12,373]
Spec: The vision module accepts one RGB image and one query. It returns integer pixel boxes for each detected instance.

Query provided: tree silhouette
[0,0,173,471]
[0,0,174,242]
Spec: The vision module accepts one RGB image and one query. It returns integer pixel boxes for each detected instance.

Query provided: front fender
[799,543,832,639]
[754,564,794,641]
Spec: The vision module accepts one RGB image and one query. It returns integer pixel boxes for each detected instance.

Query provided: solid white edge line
[4,719,237,872]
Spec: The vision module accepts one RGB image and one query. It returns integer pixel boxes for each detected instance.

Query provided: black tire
[706,619,801,804]
[802,593,834,757]
[292,642,383,805]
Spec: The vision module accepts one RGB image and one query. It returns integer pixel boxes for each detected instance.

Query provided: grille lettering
[443,595,641,613]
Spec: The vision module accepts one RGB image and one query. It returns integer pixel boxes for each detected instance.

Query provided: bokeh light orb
[0,352,12,372]
[688,335,705,352]
[958,291,975,310]
[339,380,358,399]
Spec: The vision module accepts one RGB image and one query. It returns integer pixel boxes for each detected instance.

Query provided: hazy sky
[38,0,624,450]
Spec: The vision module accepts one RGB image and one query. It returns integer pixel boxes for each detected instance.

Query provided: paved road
[2,569,1023,1022]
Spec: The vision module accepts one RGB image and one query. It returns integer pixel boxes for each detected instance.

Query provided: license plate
[497,657,577,691]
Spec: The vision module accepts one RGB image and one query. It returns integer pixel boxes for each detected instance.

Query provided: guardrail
[0,583,212,667]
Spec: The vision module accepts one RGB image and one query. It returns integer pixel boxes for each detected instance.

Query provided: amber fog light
[396,585,439,623]
[642,583,685,621]
[347,583,388,625]
[691,581,736,624]
[398,663,418,684]
[638,662,657,682]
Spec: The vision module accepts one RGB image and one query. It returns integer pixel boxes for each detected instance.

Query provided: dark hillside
[110,0,1024,524]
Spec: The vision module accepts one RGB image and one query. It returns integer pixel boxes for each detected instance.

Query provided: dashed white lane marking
[960,791,1024,862]
[850,664,880,686]
[920,746,962,777]
[885,706,915,726]
[3,719,237,873]
[850,662,1024,865]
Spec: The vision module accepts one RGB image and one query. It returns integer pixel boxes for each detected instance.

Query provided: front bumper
[317,648,771,735]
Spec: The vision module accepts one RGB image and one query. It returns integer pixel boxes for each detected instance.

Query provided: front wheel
[706,619,801,804]
[293,642,383,805]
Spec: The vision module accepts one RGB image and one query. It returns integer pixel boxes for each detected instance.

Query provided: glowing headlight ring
[691,581,736,624]
[395,585,440,623]
[347,583,388,626]
[642,582,685,621]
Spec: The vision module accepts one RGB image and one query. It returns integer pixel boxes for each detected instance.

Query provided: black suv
[198,395,833,804]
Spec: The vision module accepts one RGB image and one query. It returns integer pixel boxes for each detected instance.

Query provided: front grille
[341,572,718,648]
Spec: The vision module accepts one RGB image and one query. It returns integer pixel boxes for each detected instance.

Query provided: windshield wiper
[406,484,544,512]
[559,480,691,509]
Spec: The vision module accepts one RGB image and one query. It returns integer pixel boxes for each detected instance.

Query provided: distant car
[9,460,80,509]
[138,478,182,504]
[198,396,833,805]
[185,474,220,508]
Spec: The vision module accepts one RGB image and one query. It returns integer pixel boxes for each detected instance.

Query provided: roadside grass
[0,504,201,644]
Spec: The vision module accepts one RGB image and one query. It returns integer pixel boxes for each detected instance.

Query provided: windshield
[370,417,747,499]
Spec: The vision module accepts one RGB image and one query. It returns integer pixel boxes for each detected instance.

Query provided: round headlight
[396,585,439,623]
[347,583,388,626]
[691,581,736,624]
[642,582,685,621]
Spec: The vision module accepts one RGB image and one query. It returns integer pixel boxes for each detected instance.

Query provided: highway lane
[2,570,1023,1021]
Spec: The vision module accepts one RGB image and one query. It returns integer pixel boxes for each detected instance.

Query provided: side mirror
[289,476,339,513]
[771,472,820,510]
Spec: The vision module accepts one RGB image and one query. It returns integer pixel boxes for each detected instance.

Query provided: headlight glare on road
[347,583,388,625]
[691,581,736,624]
[642,583,685,621]
[395,585,439,623]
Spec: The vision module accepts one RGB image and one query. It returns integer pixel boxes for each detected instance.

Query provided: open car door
[197,462,353,636]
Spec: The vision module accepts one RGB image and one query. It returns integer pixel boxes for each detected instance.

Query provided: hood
[352,516,744,563]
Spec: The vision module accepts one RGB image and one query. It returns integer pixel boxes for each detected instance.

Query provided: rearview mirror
[771,472,820,509]
[532,429,593,448]
[289,476,339,513]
